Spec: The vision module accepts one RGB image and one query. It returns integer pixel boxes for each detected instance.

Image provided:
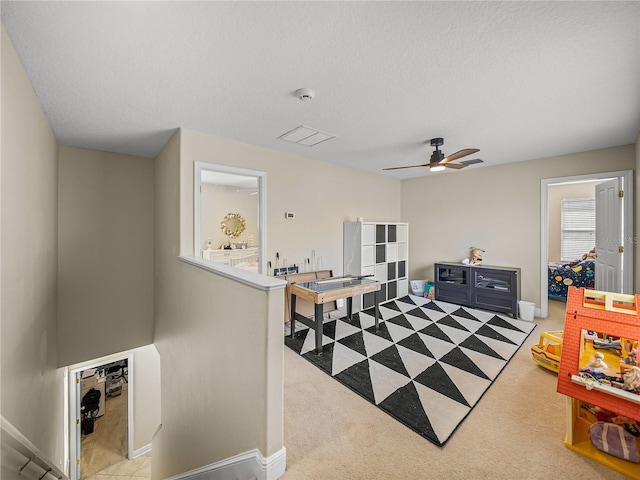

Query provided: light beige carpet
[282,299,629,479]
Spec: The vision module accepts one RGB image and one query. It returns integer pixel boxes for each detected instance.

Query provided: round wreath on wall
[220,213,246,239]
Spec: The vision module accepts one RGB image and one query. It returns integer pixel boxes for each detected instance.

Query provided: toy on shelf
[620,341,639,372]
[624,366,640,393]
[587,352,609,370]
[592,336,622,354]
[589,421,640,463]
[531,330,563,373]
[470,247,484,265]
[461,246,485,266]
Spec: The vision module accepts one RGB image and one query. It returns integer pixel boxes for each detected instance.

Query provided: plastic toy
[470,247,484,265]
[593,338,623,356]
[587,352,609,369]
[623,366,640,393]
[531,330,563,373]
[617,339,638,373]
[557,288,640,477]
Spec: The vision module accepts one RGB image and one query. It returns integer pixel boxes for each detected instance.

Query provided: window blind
[561,198,595,261]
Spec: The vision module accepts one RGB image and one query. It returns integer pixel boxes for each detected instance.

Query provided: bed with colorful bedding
[548,259,595,300]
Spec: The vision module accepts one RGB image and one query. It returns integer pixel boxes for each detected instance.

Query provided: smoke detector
[295,88,315,101]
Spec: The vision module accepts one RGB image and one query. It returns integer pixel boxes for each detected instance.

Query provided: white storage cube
[397,224,408,242]
[362,224,375,245]
[344,221,408,313]
[362,245,375,266]
[398,279,409,296]
[375,264,387,282]
[386,243,398,262]
[362,265,375,277]
[397,243,408,261]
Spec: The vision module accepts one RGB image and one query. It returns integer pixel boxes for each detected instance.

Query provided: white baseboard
[133,443,152,458]
[165,447,286,480]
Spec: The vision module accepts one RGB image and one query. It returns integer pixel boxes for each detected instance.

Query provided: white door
[595,178,622,292]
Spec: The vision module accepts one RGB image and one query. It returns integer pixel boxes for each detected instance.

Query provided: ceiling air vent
[278,125,336,147]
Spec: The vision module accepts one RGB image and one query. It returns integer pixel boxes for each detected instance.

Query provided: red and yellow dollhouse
[557,288,640,478]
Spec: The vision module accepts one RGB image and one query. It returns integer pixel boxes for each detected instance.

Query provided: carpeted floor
[282,297,630,479]
[285,295,536,446]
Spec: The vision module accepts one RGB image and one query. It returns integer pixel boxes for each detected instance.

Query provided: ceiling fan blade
[442,148,479,164]
[444,163,466,169]
[382,164,429,170]
[459,158,484,166]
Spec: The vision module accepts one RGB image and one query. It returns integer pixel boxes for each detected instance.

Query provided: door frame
[68,352,134,480]
[540,170,633,318]
[193,161,267,274]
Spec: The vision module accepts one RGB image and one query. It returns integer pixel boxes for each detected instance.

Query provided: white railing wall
[1,417,67,480]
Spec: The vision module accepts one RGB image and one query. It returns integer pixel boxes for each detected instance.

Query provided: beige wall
[152,131,286,478]
[150,127,400,478]
[151,131,181,478]
[201,183,258,249]
[1,25,65,470]
[3,23,160,474]
[180,129,402,275]
[548,180,602,262]
[131,345,162,452]
[152,262,285,478]
[57,146,154,366]
[401,145,635,306]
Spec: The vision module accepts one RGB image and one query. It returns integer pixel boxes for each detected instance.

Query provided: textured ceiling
[2,1,639,179]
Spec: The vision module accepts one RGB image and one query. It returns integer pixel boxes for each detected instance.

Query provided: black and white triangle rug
[285,295,536,447]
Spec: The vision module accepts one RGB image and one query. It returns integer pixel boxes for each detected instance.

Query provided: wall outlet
[285,212,295,219]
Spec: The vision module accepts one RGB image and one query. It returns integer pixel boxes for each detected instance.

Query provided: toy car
[531,330,563,373]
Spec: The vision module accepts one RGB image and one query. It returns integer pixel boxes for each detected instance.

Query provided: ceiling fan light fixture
[430,150,444,163]
[429,148,445,171]
[381,137,479,172]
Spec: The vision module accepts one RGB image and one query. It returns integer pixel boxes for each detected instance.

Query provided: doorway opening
[69,353,133,480]
[540,170,634,318]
